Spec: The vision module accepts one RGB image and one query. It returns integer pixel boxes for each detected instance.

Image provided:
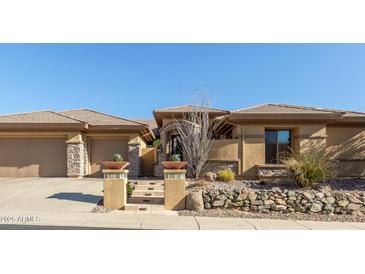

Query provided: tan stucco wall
[141,147,156,176]
[159,117,365,179]
[240,124,327,178]
[295,125,327,153]
[209,139,239,160]
[326,126,365,177]
[243,125,265,178]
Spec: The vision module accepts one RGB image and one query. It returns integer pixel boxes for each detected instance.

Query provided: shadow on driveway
[47,192,102,204]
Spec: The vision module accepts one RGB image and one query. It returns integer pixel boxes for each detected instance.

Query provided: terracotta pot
[161,161,188,169]
[102,161,130,170]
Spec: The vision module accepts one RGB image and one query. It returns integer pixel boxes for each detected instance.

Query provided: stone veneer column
[66,135,85,178]
[128,143,141,178]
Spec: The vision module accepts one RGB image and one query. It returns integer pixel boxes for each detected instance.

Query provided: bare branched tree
[174,94,214,179]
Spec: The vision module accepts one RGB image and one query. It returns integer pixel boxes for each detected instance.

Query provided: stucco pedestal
[164,169,186,210]
[102,169,128,210]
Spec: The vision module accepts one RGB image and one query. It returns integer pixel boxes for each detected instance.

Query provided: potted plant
[162,154,188,169]
[102,153,130,170]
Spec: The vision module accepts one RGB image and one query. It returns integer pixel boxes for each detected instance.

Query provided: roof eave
[0,123,88,130]
[228,113,343,123]
[88,124,147,130]
[153,110,229,127]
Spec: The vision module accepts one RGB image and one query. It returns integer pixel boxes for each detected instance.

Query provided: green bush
[112,153,123,162]
[127,182,133,196]
[153,139,161,147]
[216,169,235,182]
[282,150,336,188]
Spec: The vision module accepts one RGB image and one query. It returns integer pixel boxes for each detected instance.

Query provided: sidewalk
[1,210,365,230]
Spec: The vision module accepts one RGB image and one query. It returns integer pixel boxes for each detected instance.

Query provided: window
[265,130,291,164]
[170,134,183,160]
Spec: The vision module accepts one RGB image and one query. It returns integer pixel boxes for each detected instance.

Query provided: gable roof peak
[153,104,228,113]
[232,103,271,113]
[0,109,52,118]
[0,109,84,124]
[267,103,346,114]
[60,108,147,126]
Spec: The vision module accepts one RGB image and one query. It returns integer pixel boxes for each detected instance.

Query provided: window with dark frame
[170,134,183,160]
[265,129,292,164]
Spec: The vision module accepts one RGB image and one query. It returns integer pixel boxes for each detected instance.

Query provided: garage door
[90,139,128,178]
[0,138,67,177]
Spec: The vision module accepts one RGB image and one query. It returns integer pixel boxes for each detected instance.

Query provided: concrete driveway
[0,177,103,213]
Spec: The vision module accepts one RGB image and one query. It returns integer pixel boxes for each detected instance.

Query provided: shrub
[112,153,123,162]
[153,139,161,147]
[282,150,336,188]
[127,182,133,196]
[216,169,235,182]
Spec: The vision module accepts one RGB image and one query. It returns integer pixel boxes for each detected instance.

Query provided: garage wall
[90,139,129,178]
[0,138,67,177]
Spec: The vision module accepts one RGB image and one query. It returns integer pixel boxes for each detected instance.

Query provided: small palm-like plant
[282,150,336,188]
[171,154,181,162]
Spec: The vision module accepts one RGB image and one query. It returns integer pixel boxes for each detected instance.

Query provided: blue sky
[0,44,364,118]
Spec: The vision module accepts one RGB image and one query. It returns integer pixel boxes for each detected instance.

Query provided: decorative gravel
[90,198,113,213]
[186,178,365,193]
[179,209,365,223]
[91,205,113,214]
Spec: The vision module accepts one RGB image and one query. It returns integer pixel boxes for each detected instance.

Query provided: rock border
[201,188,365,216]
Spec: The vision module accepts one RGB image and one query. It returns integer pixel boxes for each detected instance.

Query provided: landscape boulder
[186,191,204,211]
[205,172,217,182]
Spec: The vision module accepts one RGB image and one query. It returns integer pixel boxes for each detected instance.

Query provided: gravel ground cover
[179,208,365,222]
[186,178,365,192]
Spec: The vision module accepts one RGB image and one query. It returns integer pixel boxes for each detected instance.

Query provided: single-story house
[0,109,154,178]
[153,104,365,179]
[0,103,364,179]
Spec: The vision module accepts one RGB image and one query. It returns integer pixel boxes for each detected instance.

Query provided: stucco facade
[0,104,364,179]
[0,109,154,178]
[153,104,365,179]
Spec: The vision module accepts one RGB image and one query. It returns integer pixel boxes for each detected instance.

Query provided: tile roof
[233,103,341,114]
[0,110,83,124]
[131,118,160,137]
[130,118,158,129]
[233,103,365,118]
[154,105,228,114]
[60,109,145,126]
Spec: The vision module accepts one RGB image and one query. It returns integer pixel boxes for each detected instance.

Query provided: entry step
[133,181,164,186]
[128,197,164,205]
[125,204,165,211]
[132,190,164,197]
[134,185,164,191]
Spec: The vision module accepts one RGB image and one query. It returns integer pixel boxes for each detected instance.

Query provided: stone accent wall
[128,144,141,178]
[83,141,89,176]
[67,143,85,178]
[202,160,239,175]
[202,188,365,215]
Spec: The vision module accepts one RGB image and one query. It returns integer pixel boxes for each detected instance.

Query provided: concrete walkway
[1,210,364,230]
